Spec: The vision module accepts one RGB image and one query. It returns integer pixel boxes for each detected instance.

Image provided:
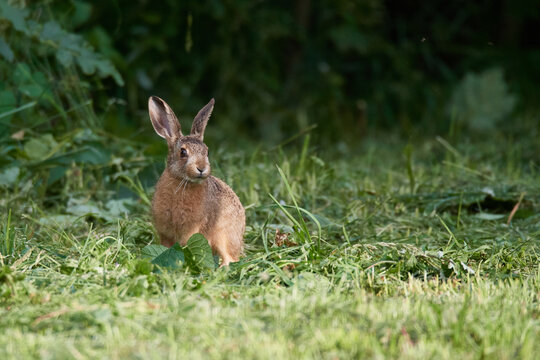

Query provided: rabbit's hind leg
[209,235,237,267]
[216,242,236,267]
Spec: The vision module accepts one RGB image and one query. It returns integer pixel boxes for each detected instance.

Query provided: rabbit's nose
[197,167,205,174]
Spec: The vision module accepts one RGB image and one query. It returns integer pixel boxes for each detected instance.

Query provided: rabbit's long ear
[148,96,182,142]
[190,98,214,140]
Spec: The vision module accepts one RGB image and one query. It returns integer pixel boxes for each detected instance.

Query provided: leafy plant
[0,0,122,132]
[182,233,217,272]
[145,233,217,273]
[448,68,516,131]
[0,1,122,85]
[150,243,185,270]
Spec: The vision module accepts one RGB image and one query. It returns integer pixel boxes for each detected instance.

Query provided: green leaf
[56,49,74,67]
[141,244,168,259]
[66,198,102,217]
[0,90,16,108]
[151,243,185,269]
[105,199,136,217]
[13,63,33,86]
[12,65,50,100]
[47,166,68,185]
[59,33,84,52]
[24,134,58,161]
[75,49,124,85]
[19,84,44,98]
[0,2,29,33]
[184,233,216,272]
[76,51,97,75]
[0,166,20,187]
[0,38,14,62]
[32,71,49,87]
[95,58,124,86]
[41,21,64,43]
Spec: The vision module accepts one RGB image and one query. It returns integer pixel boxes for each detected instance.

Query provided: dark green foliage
[3,0,539,142]
[0,1,122,133]
[82,0,540,138]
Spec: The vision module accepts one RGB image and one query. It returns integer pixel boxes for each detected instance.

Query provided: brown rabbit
[148,96,245,266]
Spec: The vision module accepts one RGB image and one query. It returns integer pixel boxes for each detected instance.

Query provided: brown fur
[149,97,245,266]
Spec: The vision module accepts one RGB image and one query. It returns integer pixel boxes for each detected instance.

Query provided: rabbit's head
[148,96,214,183]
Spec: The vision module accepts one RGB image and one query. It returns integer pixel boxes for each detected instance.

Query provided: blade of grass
[0,101,36,120]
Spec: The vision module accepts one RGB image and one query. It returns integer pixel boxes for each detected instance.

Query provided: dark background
[1,0,539,146]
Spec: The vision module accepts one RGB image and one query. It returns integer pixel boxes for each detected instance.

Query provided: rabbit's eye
[180,148,188,157]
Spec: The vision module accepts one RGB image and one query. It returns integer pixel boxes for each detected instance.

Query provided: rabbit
[148,96,245,266]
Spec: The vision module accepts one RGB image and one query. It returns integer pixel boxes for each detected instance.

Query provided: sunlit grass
[1,130,539,359]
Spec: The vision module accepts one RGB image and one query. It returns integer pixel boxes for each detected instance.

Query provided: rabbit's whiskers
[181,178,189,197]
[174,178,186,194]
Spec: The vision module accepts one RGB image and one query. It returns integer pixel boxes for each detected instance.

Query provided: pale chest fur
[152,171,208,245]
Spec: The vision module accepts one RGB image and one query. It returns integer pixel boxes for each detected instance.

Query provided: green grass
[1,130,539,359]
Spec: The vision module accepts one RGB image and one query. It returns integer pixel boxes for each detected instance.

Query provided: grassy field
[1,130,539,359]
